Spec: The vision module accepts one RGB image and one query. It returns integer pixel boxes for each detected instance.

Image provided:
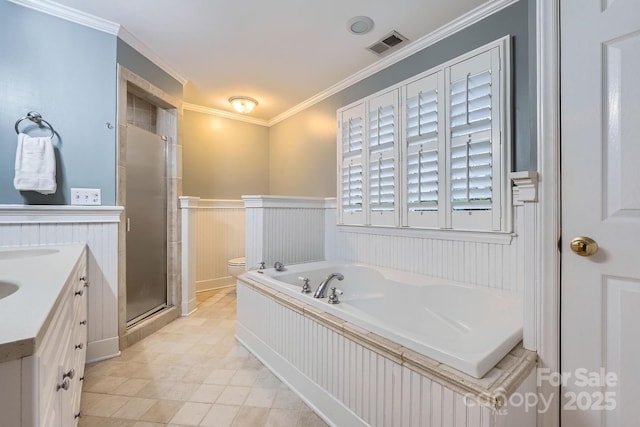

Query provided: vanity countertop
[0,244,86,363]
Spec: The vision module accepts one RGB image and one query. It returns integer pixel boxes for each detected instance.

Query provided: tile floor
[79,287,328,427]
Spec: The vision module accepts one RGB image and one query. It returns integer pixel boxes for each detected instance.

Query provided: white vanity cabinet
[0,245,87,427]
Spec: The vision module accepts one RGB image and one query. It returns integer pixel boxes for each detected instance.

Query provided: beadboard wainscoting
[325,174,539,349]
[180,197,245,315]
[0,205,122,363]
[243,196,328,271]
[237,280,537,427]
[244,175,539,350]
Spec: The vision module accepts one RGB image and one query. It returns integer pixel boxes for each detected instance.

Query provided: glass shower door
[125,124,167,324]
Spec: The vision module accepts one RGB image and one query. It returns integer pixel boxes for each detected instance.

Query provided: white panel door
[561,0,640,425]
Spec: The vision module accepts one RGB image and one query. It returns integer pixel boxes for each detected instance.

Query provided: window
[339,103,365,225]
[338,37,510,232]
[403,71,445,228]
[367,90,397,226]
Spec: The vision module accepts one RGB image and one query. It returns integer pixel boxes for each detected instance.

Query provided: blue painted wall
[0,1,117,205]
[269,0,536,196]
[117,38,183,100]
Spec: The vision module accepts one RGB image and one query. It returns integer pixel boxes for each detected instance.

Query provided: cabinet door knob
[75,289,84,297]
[56,379,70,391]
[75,343,84,350]
[63,368,75,379]
[74,412,81,419]
[80,320,87,325]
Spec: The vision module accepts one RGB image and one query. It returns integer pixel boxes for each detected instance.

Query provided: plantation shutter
[339,103,365,224]
[403,72,444,228]
[447,48,502,230]
[368,90,398,226]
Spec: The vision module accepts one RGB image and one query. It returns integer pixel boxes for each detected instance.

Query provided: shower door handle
[127,217,131,232]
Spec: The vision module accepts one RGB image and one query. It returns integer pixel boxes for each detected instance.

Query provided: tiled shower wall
[126,92,157,134]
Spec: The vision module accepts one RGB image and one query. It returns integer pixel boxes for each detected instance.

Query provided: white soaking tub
[245,261,522,378]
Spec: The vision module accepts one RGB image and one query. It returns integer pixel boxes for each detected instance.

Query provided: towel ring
[15,111,55,138]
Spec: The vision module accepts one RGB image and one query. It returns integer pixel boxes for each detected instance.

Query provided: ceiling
[48,0,488,120]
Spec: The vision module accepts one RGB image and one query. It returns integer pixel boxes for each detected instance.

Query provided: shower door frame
[116,65,183,349]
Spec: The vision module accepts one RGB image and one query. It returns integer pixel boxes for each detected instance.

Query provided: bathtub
[245,261,522,378]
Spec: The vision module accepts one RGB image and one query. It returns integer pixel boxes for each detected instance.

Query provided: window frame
[337,36,512,234]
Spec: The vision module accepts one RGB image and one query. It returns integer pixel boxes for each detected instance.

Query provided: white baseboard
[196,276,235,292]
[86,337,120,364]
[235,323,368,427]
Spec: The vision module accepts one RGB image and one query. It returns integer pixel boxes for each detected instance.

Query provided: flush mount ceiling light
[228,96,258,114]
[347,16,374,35]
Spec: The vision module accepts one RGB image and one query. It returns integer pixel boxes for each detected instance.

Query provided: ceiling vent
[367,31,409,56]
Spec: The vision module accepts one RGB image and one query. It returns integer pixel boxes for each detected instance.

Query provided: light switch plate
[71,188,101,205]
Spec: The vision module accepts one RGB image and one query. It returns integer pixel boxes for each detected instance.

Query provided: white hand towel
[13,133,57,194]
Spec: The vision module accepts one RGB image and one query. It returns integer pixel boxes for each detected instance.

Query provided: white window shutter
[447,47,503,231]
[403,71,445,228]
[367,90,398,226]
[338,103,365,224]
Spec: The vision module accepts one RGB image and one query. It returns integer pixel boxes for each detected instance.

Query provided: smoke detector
[367,31,409,56]
[347,16,374,35]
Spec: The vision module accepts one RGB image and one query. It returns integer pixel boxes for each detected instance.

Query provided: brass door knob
[570,236,598,256]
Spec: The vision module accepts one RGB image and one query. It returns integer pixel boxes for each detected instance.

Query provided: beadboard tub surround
[180,197,245,316]
[324,173,540,349]
[0,205,122,363]
[242,195,331,271]
[237,276,537,427]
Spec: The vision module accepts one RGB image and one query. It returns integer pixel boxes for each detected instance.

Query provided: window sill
[336,224,514,245]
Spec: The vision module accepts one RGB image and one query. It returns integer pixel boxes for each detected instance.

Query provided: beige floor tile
[199,404,240,427]
[203,369,236,385]
[111,397,157,420]
[136,380,199,401]
[112,379,151,396]
[81,288,327,427]
[216,385,251,406]
[83,394,129,417]
[169,401,211,426]
[139,399,183,423]
[189,383,225,403]
[78,415,107,427]
[244,387,277,408]
[297,408,328,427]
[229,369,259,386]
[231,406,269,427]
[265,408,301,427]
[96,419,137,427]
[272,389,304,410]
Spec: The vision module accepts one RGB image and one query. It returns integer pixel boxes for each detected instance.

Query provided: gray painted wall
[0,1,117,205]
[269,0,535,197]
[183,111,270,199]
[117,38,183,100]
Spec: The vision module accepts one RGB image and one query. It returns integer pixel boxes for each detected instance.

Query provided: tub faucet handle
[258,261,266,270]
[299,277,311,293]
[327,287,343,305]
[274,261,285,271]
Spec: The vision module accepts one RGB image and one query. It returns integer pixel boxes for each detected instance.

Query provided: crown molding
[267,0,519,127]
[117,26,187,85]
[7,1,187,86]
[7,0,120,34]
[183,103,270,127]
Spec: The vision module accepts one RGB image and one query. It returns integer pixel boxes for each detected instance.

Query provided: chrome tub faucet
[314,273,344,298]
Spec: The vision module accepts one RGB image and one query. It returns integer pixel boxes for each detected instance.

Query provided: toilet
[227,257,246,279]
